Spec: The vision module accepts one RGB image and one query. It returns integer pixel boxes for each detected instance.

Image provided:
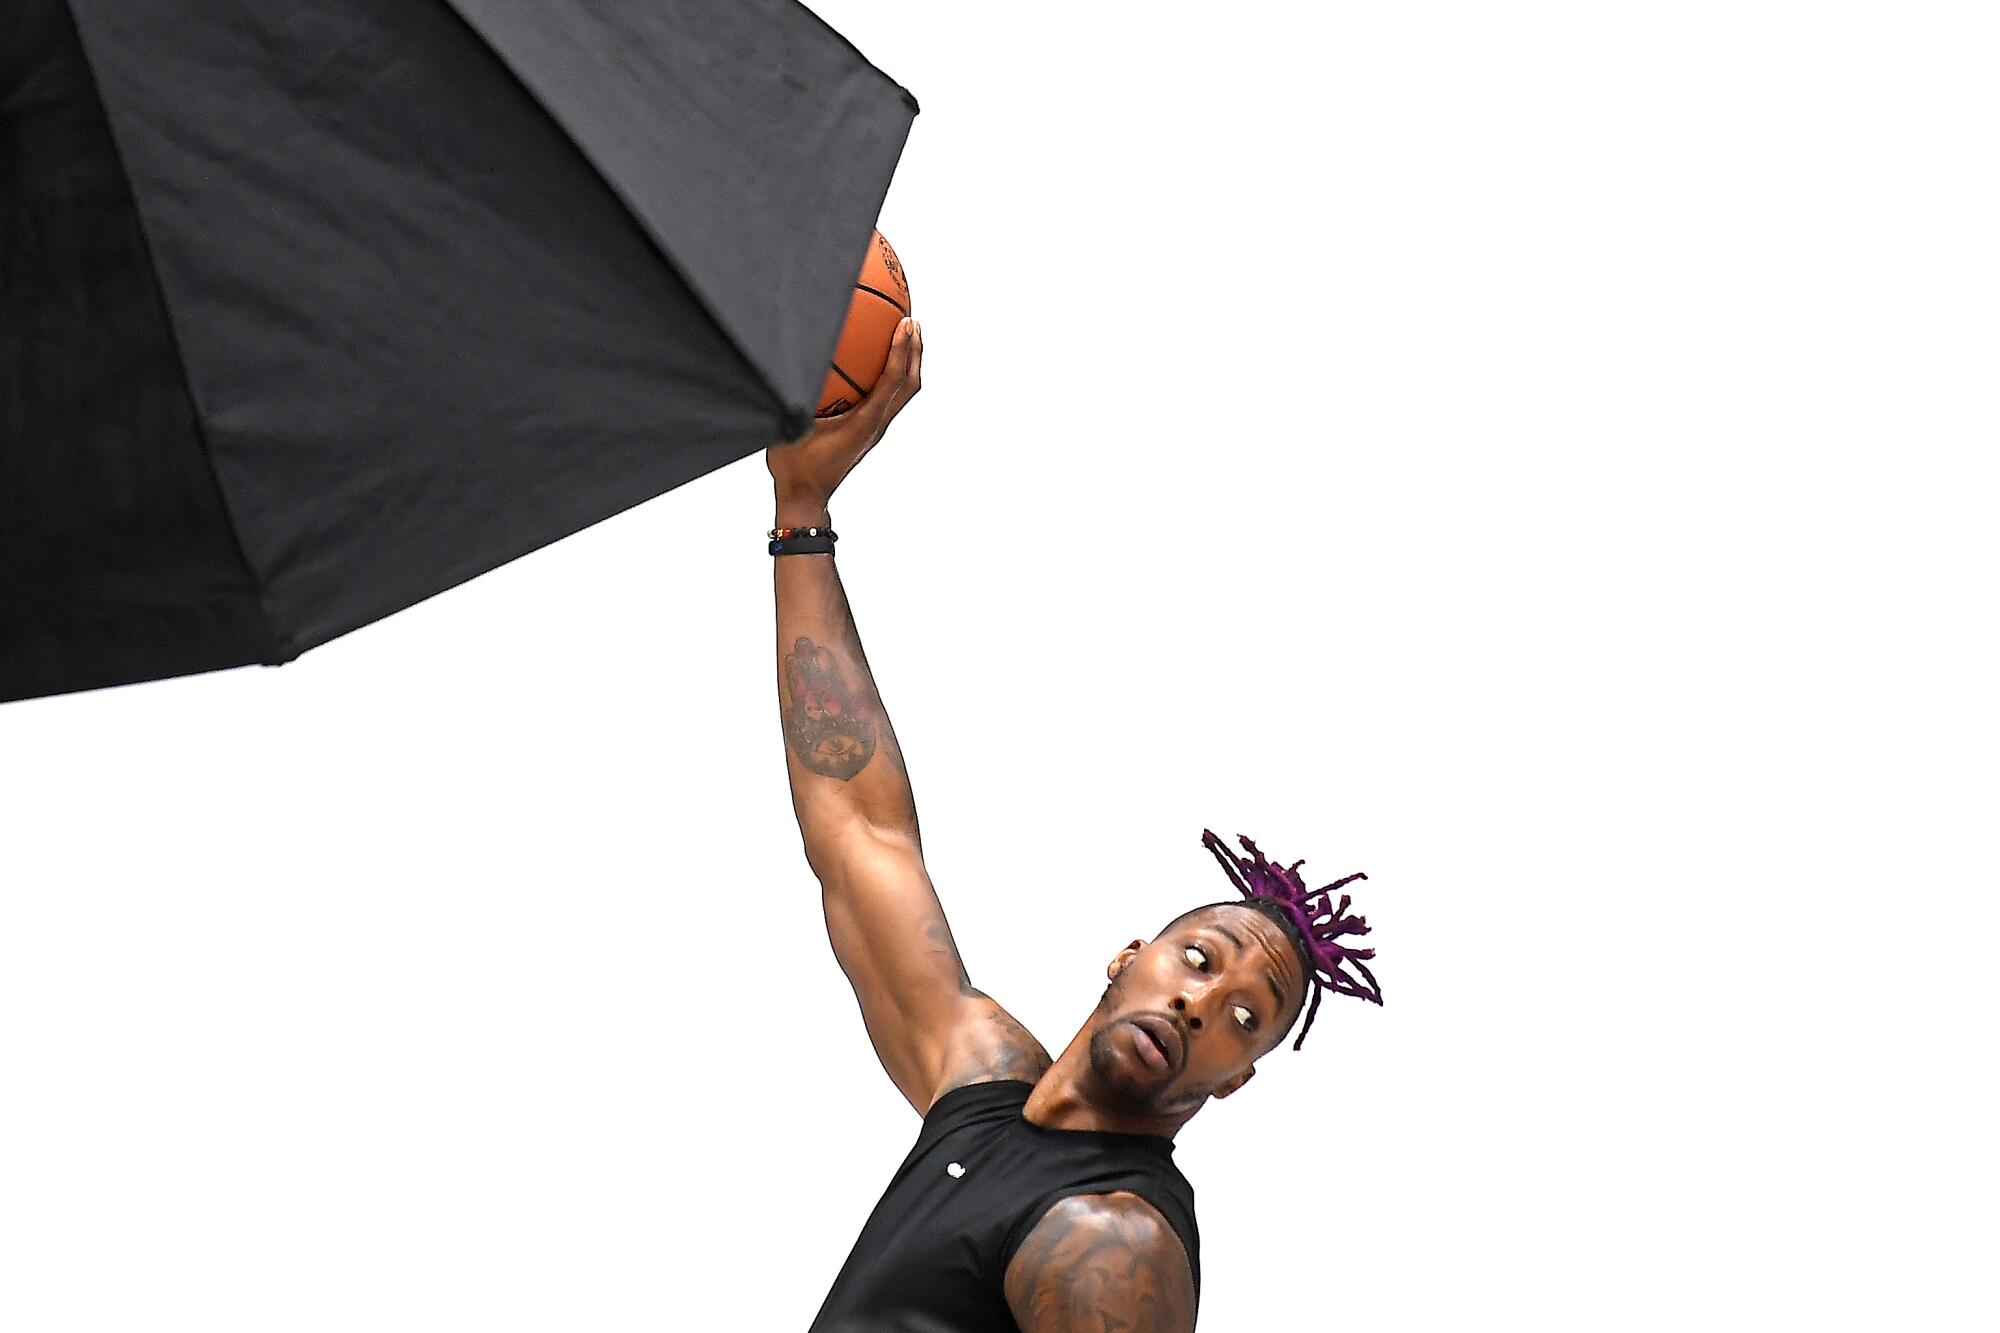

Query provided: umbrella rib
[431,0,796,427]
[53,5,293,665]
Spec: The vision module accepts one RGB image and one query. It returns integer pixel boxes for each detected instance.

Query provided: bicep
[1004,1193,1197,1333]
[814,821,980,1109]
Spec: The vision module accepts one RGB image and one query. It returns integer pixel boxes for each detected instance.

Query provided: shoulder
[1003,1192,1197,1333]
[922,989,1053,1112]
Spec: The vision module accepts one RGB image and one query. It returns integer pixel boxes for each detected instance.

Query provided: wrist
[774,493,832,528]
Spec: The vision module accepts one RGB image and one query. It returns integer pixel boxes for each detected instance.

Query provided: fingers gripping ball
[817,229,910,418]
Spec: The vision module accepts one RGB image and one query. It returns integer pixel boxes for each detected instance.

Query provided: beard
[1085,1015,1178,1115]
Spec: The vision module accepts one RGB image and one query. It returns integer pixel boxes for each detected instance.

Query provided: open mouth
[1129,1017,1179,1072]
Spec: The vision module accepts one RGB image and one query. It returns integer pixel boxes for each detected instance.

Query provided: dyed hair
[1196,829,1381,1050]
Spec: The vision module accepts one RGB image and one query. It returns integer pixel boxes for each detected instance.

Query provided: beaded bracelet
[769,523,837,556]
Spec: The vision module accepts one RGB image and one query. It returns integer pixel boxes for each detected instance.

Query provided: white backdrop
[4,2,1995,1329]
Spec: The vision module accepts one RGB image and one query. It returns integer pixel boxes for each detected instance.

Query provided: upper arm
[813,821,1050,1113]
[1004,1193,1198,1333]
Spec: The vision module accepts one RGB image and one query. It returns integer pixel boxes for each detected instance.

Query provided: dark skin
[767,319,1307,1332]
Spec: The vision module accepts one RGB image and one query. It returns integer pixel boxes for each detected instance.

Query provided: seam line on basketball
[830,363,867,396]
[857,283,909,317]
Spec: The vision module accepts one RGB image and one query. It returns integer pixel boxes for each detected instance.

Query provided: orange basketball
[816,229,911,417]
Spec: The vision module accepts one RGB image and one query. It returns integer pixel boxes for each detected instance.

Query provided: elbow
[797,811,905,885]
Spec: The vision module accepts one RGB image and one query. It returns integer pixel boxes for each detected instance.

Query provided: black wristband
[770,532,837,556]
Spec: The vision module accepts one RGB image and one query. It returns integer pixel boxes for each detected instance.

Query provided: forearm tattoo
[781,633,879,780]
[1005,1195,1197,1333]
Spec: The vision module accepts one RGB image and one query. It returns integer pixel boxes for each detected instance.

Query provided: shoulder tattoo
[1004,1193,1196,1333]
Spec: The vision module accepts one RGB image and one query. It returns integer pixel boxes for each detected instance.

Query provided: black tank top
[808,1079,1200,1332]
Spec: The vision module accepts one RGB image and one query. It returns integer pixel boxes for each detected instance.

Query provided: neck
[1019,1022,1204,1138]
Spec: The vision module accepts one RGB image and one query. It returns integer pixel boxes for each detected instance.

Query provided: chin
[1085,1024,1173,1113]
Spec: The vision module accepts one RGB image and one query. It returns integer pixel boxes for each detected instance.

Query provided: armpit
[1002,1192,1197,1333]
[928,994,1053,1105]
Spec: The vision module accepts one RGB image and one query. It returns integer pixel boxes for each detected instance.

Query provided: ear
[1106,938,1148,980]
[1211,1064,1258,1100]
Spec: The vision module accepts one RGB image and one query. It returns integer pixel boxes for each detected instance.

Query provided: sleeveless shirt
[807,1079,1200,1333]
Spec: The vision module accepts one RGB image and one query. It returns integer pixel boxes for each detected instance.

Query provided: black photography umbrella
[1,0,917,704]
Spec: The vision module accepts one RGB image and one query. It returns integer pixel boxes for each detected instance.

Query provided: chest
[855,1119,1054,1296]
[810,1089,1192,1333]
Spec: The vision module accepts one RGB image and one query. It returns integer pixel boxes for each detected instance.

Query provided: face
[1084,905,1306,1119]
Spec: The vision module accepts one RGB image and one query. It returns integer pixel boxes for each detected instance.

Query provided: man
[766,316,1381,1332]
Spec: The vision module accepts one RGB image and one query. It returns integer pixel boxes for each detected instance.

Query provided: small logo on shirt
[946,1161,966,1179]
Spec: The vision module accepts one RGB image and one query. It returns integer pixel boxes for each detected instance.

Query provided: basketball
[816,229,911,417]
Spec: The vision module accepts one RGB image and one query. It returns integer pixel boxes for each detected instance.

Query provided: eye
[1232,1004,1259,1033]
[1183,944,1209,971]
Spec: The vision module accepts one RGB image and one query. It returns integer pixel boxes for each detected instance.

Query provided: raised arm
[766,318,1050,1114]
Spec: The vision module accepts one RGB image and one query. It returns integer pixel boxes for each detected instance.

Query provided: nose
[1170,992,1203,1031]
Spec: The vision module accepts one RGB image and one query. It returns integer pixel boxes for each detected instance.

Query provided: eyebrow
[1205,925,1286,1012]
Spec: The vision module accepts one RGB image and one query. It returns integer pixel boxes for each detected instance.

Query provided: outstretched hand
[767,316,922,508]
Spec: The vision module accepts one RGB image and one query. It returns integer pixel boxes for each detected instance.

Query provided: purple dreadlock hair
[1199,829,1380,1051]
